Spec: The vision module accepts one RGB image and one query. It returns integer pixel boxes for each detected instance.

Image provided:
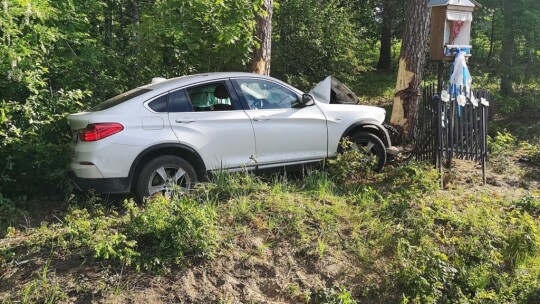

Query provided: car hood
[309,76,359,104]
[317,102,386,124]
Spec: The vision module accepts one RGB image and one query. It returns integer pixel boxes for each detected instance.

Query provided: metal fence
[413,85,490,184]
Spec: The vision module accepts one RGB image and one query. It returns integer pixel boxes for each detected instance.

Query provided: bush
[488,132,518,173]
[391,192,540,303]
[328,139,377,187]
[0,193,23,238]
[126,196,219,271]
[525,142,540,165]
[2,195,219,273]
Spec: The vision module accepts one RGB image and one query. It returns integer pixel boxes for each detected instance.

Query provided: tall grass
[2,159,540,302]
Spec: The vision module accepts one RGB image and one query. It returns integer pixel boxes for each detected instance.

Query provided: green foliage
[272,0,376,90]
[135,0,257,79]
[488,132,518,173]
[512,193,540,216]
[125,196,218,271]
[1,195,218,273]
[198,170,269,202]
[377,162,440,200]
[3,162,540,302]
[0,0,259,202]
[306,286,357,304]
[396,239,458,303]
[391,192,540,303]
[3,261,67,304]
[1,0,540,300]
[0,192,23,237]
[328,139,376,187]
[522,141,540,165]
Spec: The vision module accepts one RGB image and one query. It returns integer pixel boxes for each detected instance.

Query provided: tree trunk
[377,0,394,70]
[500,0,514,96]
[104,1,113,47]
[251,0,273,75]
[130,0,140,26]
[486,9,495,65]
[390,0,431,142]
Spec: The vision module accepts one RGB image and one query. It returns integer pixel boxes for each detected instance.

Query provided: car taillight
[78,123,124,142]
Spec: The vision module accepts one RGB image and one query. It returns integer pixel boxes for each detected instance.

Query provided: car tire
[348,131,387,172]
[134,155,197,203]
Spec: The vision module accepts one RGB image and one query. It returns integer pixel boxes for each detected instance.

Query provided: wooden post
[437,61,445,94]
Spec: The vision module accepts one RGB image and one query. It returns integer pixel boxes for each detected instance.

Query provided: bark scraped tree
[390,0,431,143]
[251,0,273,75]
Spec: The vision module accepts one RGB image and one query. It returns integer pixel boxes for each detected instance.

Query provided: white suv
[68,72,394,202]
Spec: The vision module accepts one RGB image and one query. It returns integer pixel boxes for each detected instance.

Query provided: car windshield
[90,88,152,111]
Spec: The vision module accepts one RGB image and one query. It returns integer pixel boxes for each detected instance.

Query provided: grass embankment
[1,138,540,303]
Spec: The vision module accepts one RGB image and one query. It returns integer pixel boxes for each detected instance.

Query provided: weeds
[306,286,358,304]
[126,195,218,271]
[2,156,540,303]
[328,139,376,187]
[522,141,540,166]
[488,132,518,173]
[0,193,23,237]
[3,261,67,304]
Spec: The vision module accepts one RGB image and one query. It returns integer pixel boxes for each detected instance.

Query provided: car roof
[141,72,280,92]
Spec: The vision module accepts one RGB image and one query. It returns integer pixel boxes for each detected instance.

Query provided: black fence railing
[413,85,490,184]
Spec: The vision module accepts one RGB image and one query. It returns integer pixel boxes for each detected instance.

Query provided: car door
[231,78,328,167]
[167,80,257,171]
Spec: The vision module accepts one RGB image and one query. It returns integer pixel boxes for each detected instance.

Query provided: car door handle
[253,116,270,122]
[175,119,195,124]
[336,116,343,121]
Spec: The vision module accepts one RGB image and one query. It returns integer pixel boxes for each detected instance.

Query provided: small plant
[307,286,358,304]
[512,193,540,216]
[328,138,377,186]
[522,141,540,166]
[0,193,23,238]
[17,261,67,304]
[92,231,139,266]
[196,169,268,202]
[126,195,219,271]
[488,132,518,174]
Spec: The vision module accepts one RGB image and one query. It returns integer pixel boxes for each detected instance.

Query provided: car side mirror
[301,94,315,107]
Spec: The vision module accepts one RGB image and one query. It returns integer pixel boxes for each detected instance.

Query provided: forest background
[0,0,539,207]
[2,1,540,302]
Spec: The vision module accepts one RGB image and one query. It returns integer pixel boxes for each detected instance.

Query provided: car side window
[148,95,168,112]
[148,90,194,113]
[187,82,235,111]
[170,89,193,112]
[235,79,299,110]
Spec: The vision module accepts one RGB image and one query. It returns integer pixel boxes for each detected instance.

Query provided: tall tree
[390,0,431,142]
[377,0,396,70]
[272,0,368,89]
[251,0,273,75]
[500,0,515,96]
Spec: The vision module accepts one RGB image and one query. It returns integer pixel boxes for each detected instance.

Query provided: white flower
[441,90,450,102]
[481,98,490,107]
[457,94,467,107]
[470,94,478,107]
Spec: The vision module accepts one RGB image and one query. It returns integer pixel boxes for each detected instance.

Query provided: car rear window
[90,88,152,111]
